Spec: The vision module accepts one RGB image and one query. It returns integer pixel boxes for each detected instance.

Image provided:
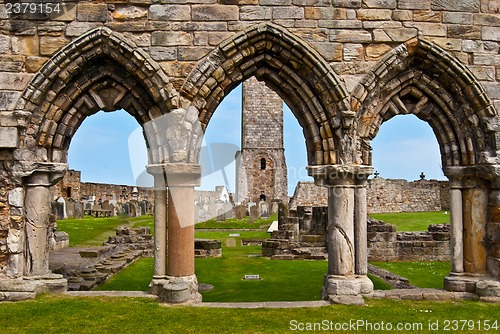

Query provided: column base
[0,274,67,302]
[322,274,373,305]
[149,275,202,304]
[445,273,500,297]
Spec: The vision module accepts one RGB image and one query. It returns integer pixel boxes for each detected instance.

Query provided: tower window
[260,158,266,170]
[260,194,266,201]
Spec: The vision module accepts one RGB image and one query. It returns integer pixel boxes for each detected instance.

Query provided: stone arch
[353,38,498,170]
[16,27,178,166]
[181,23,350,166]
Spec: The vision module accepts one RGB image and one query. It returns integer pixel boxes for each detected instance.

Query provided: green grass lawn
[1,295,499,334]
[369,211,450,231]
[370,262,451,289]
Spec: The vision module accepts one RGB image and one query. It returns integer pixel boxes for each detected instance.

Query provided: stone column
[147,166,168,278]
[327,183,355,276]
[24,171,52,276]
[463,185,488,274]
[449,179,464,274]
[148,163,202,303]
[354,176,369,276]
[309,165,373,304]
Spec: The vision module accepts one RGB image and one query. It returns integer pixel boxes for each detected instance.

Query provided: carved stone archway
[354,38,500,295]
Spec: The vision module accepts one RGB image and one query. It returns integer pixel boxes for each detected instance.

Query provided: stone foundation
[0,274,67,302]
[262,207,451,262]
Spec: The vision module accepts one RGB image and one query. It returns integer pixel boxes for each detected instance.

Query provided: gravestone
[66,200,75,218]
[249,205,259,222]
[259,201,269,218]
[216,209,226,222]
[74,202,83,219]
[53,197,67,220]
[235,205,246,219]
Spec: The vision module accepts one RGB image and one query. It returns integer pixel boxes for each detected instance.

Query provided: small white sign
[229,233,240,237]
[243,274,261,280]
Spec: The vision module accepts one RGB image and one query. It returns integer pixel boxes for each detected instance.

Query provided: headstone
[298,206,313,232]
[235,205,246,219]
[278,202,288,227]
[271,200,280,214]
[74,202,83,219]
[53,197,67,220]
[66,200,75,218]
[216,208,226,222]
[249,205,259,222]
[259,201,269,218]
[267,221,279,233]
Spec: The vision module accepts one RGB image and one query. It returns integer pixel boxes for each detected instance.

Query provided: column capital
[308,164,373,187]
[146,163,201,187]
[22,162,68,187]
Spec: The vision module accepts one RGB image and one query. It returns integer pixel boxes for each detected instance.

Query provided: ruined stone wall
[236,76,287,204]
[290,178,450,213]
[367,178,450,214]
[263,206,451,262]
[52,169,153,203]
[367,219,450,262]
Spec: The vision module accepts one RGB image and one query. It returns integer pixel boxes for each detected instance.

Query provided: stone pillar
[309,165,373,304]
[147,167,167,278]
[449,179,464,274]
[327,183,355,276]
[463,185,488,274]
[24,171,52,276]
[0,163,69,301]
[148,163,202,303]
[354,176,368,276]
[167,186,195,276]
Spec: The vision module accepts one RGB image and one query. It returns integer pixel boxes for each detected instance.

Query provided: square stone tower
[235,77,288,204]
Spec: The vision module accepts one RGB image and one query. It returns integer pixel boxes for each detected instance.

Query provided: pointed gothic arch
[16,27,177,164]
[181,23,351,166]
[353,38,498,171]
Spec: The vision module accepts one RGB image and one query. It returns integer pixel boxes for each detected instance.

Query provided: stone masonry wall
[263,206,450,262]
[290,178,450,213]
[0,1,498,277]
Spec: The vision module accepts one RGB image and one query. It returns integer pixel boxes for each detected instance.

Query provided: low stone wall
[263,206,451,262]
[368,219,451,262]
[289,178,450,214]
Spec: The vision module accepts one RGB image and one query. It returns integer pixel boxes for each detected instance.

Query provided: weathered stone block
[178,47,213,61]
[312,42,343,61]
[148,47,177,61]
[149,5,190,21]
[404,22,447,37]
[0,93,21,111]
[65,22,102,37]
[356,9,392,20]
[77,3,108,22]
[40,36,70,56]
[152,31,193,46]
[431,0,480,12]
[362,0,397,9]
[365,43,393,60]
[373,28,417,42]
[192,5,238,21]
[397,0,430,10]
[474,14,500,26]
[482,26,500,42]
[444,12,473,24]
[8,188,23,207]
[0,127,18,148]
[112,5,148,21]
[273,6,304,19]
[330,30,372,43]
[447,25,481,39]
[240,6,272,20]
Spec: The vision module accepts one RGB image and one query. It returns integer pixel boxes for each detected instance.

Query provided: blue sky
[68,84,445,195]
